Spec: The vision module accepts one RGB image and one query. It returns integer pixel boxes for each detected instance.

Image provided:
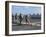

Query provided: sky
[12,5,41,15]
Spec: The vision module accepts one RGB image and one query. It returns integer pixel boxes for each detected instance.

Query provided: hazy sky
[12,5,41,15]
